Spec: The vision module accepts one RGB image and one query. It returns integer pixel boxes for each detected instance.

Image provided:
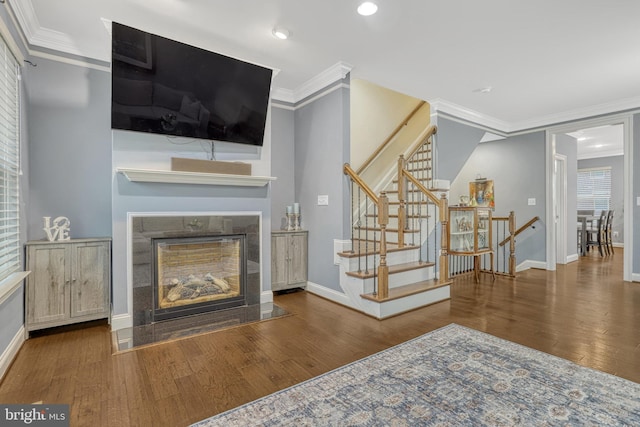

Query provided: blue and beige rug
[192,324,640,426]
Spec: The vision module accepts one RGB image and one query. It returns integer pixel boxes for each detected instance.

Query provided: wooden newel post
[397,155,406,248]
[509,210,516,277]
[439,193,449,282]
[377,192,389,300]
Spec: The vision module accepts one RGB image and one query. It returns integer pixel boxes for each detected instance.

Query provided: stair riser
[340,249,421,273]
[347,268,437,294]
[360,285,451,319]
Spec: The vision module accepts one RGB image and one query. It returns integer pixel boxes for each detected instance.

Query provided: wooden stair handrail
[356,101,427,174]
[499,216,540,247]
[344,163,379,203]
[402,170,442,207]
[405,124,437,162]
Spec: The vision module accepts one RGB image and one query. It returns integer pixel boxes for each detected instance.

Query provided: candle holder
[294,213,301,230]
[286,213,295,231]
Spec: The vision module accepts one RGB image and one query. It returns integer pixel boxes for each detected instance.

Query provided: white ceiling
[567,124,624,160]
[10,0,640,132]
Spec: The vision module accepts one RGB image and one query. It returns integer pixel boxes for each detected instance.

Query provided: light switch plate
[318,195,329,206]
[528,198,536,206]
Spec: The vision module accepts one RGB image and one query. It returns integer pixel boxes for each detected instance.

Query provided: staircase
[339,124,452,319]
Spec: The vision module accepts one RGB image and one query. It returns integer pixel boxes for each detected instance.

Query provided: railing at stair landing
[448,212,516,278]
[343,125,448,301]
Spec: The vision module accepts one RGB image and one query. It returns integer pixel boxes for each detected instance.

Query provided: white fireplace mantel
[116,168,277,187]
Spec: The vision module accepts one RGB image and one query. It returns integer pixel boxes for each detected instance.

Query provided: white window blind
[0,35,20,282]
[577,167,611,215]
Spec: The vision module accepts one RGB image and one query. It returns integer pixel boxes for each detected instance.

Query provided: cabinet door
[289,233,308,285]
[271,234,288,291]
[70,242,110,318]
[27,245,70,325]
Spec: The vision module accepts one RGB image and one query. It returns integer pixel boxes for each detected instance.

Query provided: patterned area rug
[192,324,640,426]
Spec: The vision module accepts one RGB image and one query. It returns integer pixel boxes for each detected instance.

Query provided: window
[577,167,611,215]
[0,35,20,283]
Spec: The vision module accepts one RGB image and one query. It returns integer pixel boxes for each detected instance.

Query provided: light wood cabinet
[25,238,111,333]
[448,207,494,281]
[448,206,492,254]
[271,230,308,291]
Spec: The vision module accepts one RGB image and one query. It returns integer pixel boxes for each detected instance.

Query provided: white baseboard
[566,254,580,264]
[613,242,624,248]
[306,281,358,311]
[0,325,24,381]
[261,290,273,304]
[516,260,548,272]
[632,273,640,283]
[110,313,132,332]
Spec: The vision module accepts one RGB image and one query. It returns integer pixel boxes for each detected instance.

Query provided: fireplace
[131,214,261,327]
[152,235,247,321]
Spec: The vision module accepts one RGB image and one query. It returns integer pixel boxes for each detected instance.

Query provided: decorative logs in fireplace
[152,234,247,321]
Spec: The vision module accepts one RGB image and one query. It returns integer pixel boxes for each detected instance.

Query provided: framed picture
[469,179,495,209]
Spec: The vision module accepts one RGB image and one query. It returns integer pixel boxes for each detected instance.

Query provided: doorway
[546,116,632,281]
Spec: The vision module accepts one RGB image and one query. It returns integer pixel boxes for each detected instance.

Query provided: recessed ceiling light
[357,2,378,16]
[472,86,492,94]
[272,27,290,40]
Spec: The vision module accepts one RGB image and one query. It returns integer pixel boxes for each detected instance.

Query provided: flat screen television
[111,22,273,146]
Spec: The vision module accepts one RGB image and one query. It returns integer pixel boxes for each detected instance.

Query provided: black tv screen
[111,22,273,146]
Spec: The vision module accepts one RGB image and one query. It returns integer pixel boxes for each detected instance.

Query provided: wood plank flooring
[1,250,638,426]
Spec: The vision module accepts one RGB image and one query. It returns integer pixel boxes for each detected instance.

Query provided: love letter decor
[43,216,71,242]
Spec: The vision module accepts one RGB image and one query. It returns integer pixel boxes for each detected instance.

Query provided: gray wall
[435,117,487,182]
[270,107,295,230]
[24,58,112,240]
[450,131,547,263]
[556,133,578,257]
[0,287,24,354]
[578,155,624,245]
[294,82,350,291]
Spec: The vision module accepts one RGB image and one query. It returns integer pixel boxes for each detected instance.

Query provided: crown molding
[271,61,353,104]
[271,87,295,104]
[9,0,39,42]
[11,0,109,61]
[510,95,640,132]
[577,148,624,161]
[428,98,511,133]
[431,95,640,135]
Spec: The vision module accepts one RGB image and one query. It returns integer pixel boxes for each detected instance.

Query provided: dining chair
[605,210,615,255]
[586,211,606,256]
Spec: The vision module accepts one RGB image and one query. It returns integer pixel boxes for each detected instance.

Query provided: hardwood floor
[1,251,638,426]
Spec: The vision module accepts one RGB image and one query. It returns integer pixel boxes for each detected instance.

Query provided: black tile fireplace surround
[131,214,261,327]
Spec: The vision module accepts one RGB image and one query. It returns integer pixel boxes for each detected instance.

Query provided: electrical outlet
[317,195,329,206]
[614,231,619,238]
[528,198,536,206]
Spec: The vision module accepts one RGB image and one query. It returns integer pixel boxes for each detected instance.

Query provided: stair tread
[346,260,435,279]
[354,226,420,233]
[360,278,452,302]
[365,213,426,219]
[337,243,420,258]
